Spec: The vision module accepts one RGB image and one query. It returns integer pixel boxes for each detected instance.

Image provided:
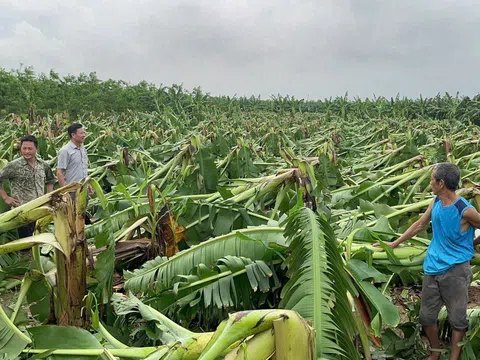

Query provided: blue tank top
[423,196,475,275]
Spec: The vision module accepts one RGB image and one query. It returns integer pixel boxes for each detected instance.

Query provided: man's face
[20,141,37,160]
[430,172,443,195]
[72,128,86,144]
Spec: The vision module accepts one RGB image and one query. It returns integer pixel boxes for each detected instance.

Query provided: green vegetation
[1,68,480,359]
[1,66,480,123]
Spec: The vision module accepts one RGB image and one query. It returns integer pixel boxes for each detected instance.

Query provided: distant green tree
[0,66,479,125]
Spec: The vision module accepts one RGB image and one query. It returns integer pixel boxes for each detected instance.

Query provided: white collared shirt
[57,141,89,183]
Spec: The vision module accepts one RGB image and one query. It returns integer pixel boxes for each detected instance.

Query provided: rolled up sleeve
[44,163,56,184]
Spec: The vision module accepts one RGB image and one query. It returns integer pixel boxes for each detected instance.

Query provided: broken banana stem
[224,329,275,360]
[198,310,296,360]
[273,311,315,360]
[136,302,196,342]
[142,347,169,360]
[136,333,215,360]
[178,333,216,360]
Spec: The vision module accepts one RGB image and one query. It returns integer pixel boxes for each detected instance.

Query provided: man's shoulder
[456,196,472,207]
[6,157,26,168]
[0,158,25,177]
[455,197,473,216]
[59,142,74,153]
[60,142,71,150]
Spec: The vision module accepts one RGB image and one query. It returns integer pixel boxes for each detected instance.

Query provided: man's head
[19,135,38,161]
[431,162,460,194]
[68,123,86,145]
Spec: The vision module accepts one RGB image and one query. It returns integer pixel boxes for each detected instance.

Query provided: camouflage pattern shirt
[0,157,56,205]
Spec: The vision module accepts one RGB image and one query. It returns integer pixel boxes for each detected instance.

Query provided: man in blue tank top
[383,163,480,360]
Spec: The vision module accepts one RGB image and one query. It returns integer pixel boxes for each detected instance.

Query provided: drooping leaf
[346,259,390,283]
[0,304,31,359]
[26,278,52,324]
[280,208,361,360]
[196,148,219,193]
[152,256,281,313]
[94,230,116,304]
[124,226,286,293]
[111,293,195,345]
[27,325,102,360]
[0,233,65,255]
[89,178,108,209]
[347,271,400,328]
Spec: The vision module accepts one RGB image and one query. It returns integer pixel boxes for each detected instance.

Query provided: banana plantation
[1,98,480,360]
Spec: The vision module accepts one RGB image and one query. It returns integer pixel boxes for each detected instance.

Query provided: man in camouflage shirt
[0,135,56,238]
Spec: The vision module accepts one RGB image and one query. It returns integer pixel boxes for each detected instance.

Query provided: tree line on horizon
[1,66,479,124]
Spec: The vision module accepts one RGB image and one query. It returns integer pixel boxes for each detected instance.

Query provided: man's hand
[56,169,67,187]
[4,196,20,207]
[474,236,480,247]
[372,241,398,248]
[88,185,95,196]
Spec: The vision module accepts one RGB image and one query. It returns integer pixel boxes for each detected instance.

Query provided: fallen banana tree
[1,199,361,359]
[0,179,107,328]
[123,208,395,359]
[111,293,315,360]
[3,291,315,360]
[0,183,79,233]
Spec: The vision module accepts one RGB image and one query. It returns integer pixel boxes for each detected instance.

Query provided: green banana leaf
[0,304,31,359]
[280,208,361,360]
[346,259,400,330]
[124,226,286,293]
[0,233,65,255]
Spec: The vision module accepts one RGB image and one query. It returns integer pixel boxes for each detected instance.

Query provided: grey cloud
[0,0,479,99]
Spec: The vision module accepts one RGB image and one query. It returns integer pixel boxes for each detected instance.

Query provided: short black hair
[67,123,83,138]
[20,135,38,148]
[433,162,460,191]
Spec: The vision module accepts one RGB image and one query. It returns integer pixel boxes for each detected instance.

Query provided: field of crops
[2,98,480,359]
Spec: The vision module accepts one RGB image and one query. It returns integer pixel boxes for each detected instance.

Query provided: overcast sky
[1,0,479,99]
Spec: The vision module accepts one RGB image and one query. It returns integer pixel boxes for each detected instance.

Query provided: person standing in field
[377,163,480,360]
[57,123,89,188]
[57,123,94,222]
[0,135,56,238]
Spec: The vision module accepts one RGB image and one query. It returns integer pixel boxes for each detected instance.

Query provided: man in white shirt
[57,123,94,223]
[57,123,88,186]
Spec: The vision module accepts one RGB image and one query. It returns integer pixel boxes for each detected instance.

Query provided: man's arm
[474,236,480,246]
[0,188,20,207]
[462,207,480,245]
[44,163,56,193]
[0,164,20,207]
[57,149,68,187]
[375,200,434,248]
[463,207,480,228]
[57,169,66,187]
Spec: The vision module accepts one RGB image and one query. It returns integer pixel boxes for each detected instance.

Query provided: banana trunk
[225,329,276,360]
[273,311,315,360]
[198,310,304,360]
[54,186,88,328]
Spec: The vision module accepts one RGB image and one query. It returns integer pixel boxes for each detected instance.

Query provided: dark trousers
[18,222,36,238]
[69,192,93,225]
[419,262,472,331]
